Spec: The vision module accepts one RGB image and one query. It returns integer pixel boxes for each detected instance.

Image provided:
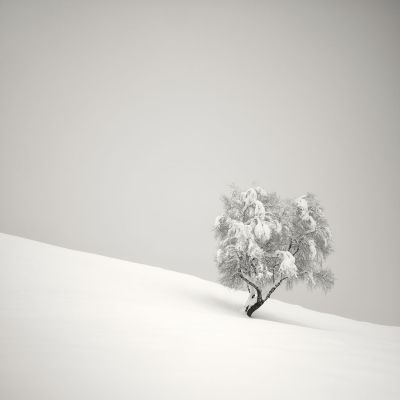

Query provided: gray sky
[1,0,399,325]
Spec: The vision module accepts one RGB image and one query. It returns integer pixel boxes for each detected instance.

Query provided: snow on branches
[275,250,297,278]
[214,186,334,316]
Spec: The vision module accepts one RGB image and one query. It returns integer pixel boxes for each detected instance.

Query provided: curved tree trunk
[245,277,288,318]
[246,298,265,317]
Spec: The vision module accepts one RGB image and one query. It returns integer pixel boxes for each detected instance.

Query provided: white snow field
[1,233,399,400]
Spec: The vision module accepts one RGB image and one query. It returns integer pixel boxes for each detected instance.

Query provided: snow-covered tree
[214,186,334,317]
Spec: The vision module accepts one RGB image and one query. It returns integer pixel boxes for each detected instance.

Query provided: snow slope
[1,233,399,400]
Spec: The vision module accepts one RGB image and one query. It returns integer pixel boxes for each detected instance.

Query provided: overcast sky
[1,0,399,325]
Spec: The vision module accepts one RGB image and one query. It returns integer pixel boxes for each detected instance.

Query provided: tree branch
[271,262,280,284]
[238,272,262,301]
[288,238,293,252]
[290,236,306,256]
[263,276,288,302]
[292,247,300,256]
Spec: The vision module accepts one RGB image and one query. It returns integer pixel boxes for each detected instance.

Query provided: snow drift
[0,233,399,400]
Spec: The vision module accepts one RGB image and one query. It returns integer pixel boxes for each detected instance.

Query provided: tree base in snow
[245,300,265,317]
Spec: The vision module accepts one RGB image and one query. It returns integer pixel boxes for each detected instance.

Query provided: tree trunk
[246,298,265,317]
[245,277,288,318]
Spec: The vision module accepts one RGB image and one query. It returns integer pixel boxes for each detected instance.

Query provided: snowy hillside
[1,233,399,400]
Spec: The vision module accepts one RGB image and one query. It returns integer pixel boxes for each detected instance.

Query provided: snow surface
[1,233,399,400]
